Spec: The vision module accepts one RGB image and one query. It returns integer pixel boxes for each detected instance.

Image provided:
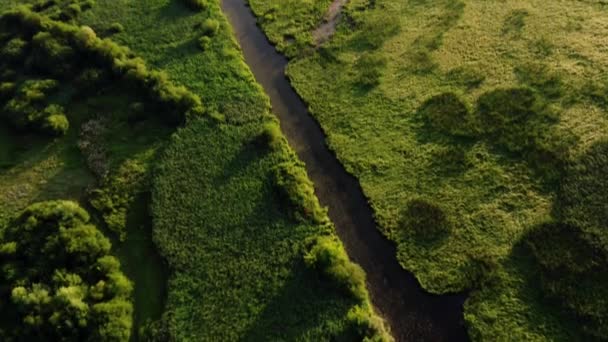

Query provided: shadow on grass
[240,259,355,341]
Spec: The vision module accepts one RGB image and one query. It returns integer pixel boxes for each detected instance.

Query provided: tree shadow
[239,259,355,341]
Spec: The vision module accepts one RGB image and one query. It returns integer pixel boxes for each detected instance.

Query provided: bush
[419,92,472,136]
[28,31,75,76]
[41,105,69,136]
[108,22,125,34]
[0,201,133,341]
[201,19,219,37]
[257,121,283,150]
[304,236,367,301]
[0,37,28,63]
[400,198,452,240]
[198,35,211,51]
[273,162,327,224]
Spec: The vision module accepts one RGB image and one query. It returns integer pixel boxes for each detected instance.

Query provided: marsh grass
[248,0,608,339]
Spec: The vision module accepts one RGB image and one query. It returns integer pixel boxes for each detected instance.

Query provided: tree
[0,201,133,341]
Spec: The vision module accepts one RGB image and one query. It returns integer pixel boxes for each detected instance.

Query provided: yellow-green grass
[247,0,608,340]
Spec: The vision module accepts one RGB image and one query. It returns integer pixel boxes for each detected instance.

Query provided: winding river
[220,1,469,340]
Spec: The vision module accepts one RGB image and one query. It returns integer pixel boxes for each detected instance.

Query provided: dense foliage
[0,201,133,341]
[248,0,608,340]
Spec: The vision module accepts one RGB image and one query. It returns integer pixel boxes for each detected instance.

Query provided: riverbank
[220,0,468,340]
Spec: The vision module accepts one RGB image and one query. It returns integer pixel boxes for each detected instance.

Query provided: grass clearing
[248,0,608,340]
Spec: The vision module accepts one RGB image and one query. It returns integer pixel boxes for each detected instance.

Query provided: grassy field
[79,0,389,340]
[247,0,608,340]
[0,0,390,341]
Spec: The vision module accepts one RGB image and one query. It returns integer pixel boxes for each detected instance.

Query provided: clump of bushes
[304,236,393,341]
[273,162,327,224]
[257,121,284,150]
[0,201,133,341]
[108,22,124,34]
[2,79,70,136]
[0,37,28,64]
[0,6,205,126]
[198,36,211,51]
[201,19,219,37]
[89,159,148,241]
[400,198,452,240]
[28,31,76,77]
[41,104,69,135]
[419,92,472,137]
[304,236,367,300]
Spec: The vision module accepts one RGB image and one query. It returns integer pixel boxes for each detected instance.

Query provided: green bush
[304,236,367,301]
[28,31,75,76]
[304,237,393,341]
[201,19,219,37]
[0,201,133,341]
[90,159,148,241]
[0,37,28,63]
[108,22,125,34]
[419,92,472,136]
[400,198,452,240]
[273,162,327,224]
[198,35,211,51]
[41,105,69,136]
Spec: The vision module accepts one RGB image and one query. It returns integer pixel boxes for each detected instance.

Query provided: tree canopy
[0,201,133,341]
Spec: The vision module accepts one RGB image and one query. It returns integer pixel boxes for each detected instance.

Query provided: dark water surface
[220,1,469,340]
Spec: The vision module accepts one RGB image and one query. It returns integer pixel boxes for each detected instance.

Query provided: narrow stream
[220,1,469,340]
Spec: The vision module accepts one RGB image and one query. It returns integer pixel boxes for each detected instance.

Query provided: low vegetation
[248,0,608,340]
[0,201,133,341]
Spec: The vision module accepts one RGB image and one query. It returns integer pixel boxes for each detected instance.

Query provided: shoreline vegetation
[1,0,391,340]
[246,0,608,340]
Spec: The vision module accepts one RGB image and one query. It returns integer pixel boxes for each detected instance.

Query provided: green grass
[79,0,389,340]
[247,0,608,340]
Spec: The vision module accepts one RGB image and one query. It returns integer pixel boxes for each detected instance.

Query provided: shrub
[201,19,219,37]
[257,121,283,150]
[0,37,28,63]
[108,22,124,34]
[41,105,69,136]
[273,162,327,224]
[198,35,211,51]
[419,92,472,136]
[400,198,452,240]
[89,159,148,241]
[29,31,75,76]
[345,305,393,342]
[0,201,133,341]
[304,236,367,301]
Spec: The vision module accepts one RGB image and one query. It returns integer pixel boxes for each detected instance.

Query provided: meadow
[1,0,389,340]
[247,0,608,340]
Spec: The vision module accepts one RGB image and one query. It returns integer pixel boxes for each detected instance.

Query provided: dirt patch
[313,0,348,45]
